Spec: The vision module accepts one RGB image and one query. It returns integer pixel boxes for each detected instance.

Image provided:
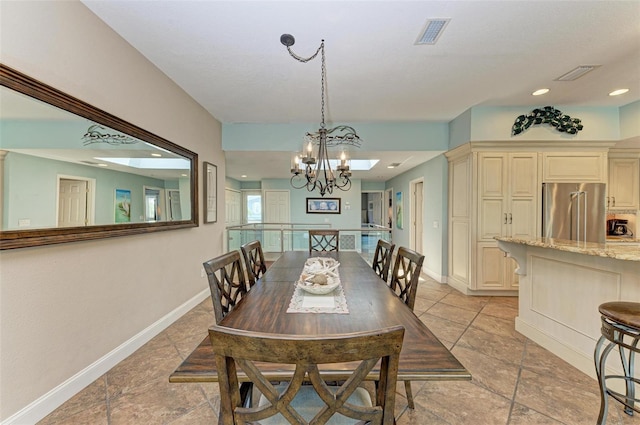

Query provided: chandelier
[281,34,362,197]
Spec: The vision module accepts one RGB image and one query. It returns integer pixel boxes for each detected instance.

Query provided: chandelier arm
[291,173,312,190]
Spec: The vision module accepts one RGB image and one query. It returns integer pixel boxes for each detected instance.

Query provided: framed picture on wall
[306,198,341,214]
[203,162,217,223]
[396,191,403,229]
[114,189,131,223]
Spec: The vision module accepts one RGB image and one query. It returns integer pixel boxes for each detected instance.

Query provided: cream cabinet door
[608,158,639,210]
[477,152,536,290]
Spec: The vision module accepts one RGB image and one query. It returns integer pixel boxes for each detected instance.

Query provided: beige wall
[0,2,224,421]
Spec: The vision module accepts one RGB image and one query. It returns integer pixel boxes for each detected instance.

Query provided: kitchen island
[496,237,639,380]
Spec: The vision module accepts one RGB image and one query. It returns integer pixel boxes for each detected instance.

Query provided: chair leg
[404,380,415,409]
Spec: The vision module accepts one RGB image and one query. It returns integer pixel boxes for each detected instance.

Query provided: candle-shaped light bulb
[307,141,313,154]
[340,151,346,166]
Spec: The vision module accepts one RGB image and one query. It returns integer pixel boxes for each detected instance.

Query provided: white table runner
[286,283,349,314]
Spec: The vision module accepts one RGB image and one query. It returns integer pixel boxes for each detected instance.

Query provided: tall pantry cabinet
[446,144,538,295]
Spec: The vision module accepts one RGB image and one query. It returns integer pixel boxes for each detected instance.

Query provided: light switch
[18,219,30,227]
[433,220,439,228]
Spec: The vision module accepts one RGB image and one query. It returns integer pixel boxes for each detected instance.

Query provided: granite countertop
[495,237,640,262]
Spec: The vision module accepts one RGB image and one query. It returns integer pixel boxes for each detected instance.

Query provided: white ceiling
[82,0,640,182]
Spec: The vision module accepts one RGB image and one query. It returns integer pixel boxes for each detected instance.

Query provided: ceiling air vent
[555,65,599,81]
[416,19,450,45]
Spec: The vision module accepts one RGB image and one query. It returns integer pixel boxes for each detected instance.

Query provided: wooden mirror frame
[0,64,199,250]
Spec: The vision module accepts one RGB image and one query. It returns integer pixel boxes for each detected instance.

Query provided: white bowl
[298,277,340,295]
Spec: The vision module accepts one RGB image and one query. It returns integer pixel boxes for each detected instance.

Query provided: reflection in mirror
[0,64,198,249]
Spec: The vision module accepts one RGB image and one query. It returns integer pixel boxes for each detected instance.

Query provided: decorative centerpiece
[298,257,341,294]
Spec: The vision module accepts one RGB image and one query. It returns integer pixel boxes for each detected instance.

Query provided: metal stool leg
[595,335,616,425]
[595,317,640,423]
[619,336,638,416]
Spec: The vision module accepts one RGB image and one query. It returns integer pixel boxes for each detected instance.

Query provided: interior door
[264,190,290,252]
[412,180,424,254]
[58,178,88,227]
[225,188,242,251]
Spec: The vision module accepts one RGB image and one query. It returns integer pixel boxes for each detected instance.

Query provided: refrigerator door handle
[570,191,579,241]
[581,191,587,242]
[571,191,588,242]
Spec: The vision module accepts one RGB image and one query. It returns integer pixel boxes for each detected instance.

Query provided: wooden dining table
[170,250,471,385]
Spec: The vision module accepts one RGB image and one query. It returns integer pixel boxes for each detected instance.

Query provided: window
[244,191,262,224]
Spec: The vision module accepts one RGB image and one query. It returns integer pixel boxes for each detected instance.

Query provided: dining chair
[309,229,339,253]
[388,246,425,409]
[203,251,249,324]
[240,240,267,287]
[209,324,404,425]
[372,239,395,282]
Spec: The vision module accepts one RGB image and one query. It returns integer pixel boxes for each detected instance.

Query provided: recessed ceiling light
[241,175,247,178]
[387,165,395,169]
[181,173,188,177]
[609,89,629,96]
[532,88,549,96]
[97,163,108,167]
[151,153,162,157]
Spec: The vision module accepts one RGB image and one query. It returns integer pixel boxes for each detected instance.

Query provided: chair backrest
[372,239,395,282]
[309,229,339,253]
[203,251,249,323]
[209,324,404,425]
[389,247,425,311]
[241,240,267,287]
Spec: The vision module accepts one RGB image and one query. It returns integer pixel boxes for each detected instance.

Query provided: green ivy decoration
[512,106,583,135]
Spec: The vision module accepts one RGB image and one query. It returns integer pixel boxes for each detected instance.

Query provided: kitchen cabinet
[542,152,607,182]
[446,145,538,295]
[476,152,537,290]
[446,142,614,296]
[608,157,639,210]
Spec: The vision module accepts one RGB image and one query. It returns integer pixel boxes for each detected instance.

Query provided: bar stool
[594,301,640,424]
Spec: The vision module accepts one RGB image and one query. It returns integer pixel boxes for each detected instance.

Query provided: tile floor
[38,274,637,425]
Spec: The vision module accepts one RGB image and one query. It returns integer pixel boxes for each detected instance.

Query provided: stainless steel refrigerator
[542,183,606,244]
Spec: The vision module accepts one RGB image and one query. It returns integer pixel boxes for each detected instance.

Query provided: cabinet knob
[504,213,507,224]
[509,213,513,224]
[612,196,615,207]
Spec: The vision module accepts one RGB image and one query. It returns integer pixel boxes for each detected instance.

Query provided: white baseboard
[2,289,210,425]
[422,265,445,284]
[515,317,628,393]
[515,317,597,379]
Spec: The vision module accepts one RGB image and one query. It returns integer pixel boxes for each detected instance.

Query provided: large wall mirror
[0,65,198,249]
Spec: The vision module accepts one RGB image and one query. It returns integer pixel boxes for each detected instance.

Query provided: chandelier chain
[282,35,360,197]
[320,41,326,129]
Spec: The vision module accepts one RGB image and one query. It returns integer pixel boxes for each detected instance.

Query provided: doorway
[143,186,166,222]
[410,178,424,254]
[361,190,384,253]
[166,189,182,221]
[57,176,95,227]
[385,188,393,229]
